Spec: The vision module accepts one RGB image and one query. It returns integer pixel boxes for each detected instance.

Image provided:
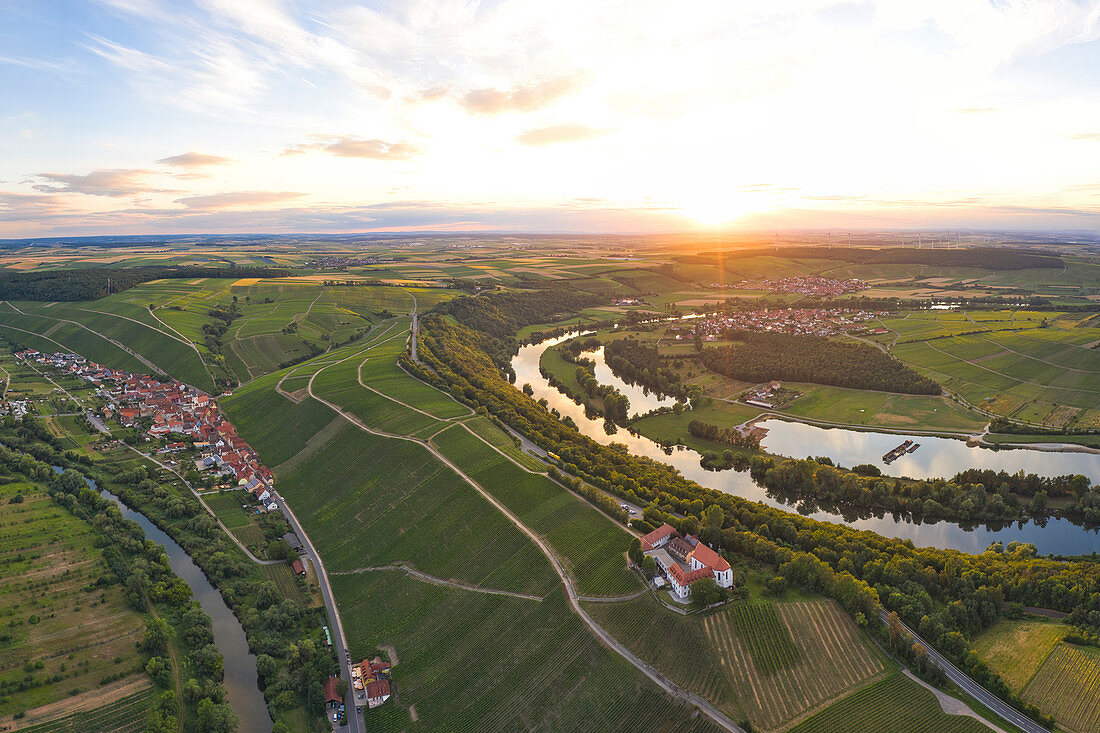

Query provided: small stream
[516,332,1100,556]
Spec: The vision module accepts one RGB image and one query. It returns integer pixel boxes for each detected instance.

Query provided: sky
[2,0,1100,237]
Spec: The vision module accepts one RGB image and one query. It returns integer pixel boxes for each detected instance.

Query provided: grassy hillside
[222,327,717,730]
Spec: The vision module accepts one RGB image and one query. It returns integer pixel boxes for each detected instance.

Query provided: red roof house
[640,523,677,552]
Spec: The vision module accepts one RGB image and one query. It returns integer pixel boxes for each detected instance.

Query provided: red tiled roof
[690,543,730,572]
[667,564,712,586]
[640,523,677,550]
[366,680,390,699]
[323,675,341,703]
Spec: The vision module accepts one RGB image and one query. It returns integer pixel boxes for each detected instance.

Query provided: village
[670,306,889,341]
[708,275,867,297]
[13,349,398,727]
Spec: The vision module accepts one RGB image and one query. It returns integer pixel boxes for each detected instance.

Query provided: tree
[141,616,172,656]
[196,698,238,733]
[641,556,656,579]
[145,656,173,687]
[703,504,725,529]
[691,577,725,608]
[628,538,643,565]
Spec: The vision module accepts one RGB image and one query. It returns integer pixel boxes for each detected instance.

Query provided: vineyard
[726,604,800,674]
[13,687,153,732]
[585,597,886,731]
[788,672,990,733]
[1022,643,1100,733]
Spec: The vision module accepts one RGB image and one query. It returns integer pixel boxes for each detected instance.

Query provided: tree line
[0,422,332,732]
[700,331,942,394]
[0,266,290,302]
[411,290,1100,729]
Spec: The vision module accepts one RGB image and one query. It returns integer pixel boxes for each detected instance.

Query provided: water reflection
[514,333,1100,556]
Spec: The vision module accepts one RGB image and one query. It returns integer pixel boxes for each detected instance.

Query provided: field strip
[271,416,346,476]
[303,337,746,733]
[922,341,1100,395]
[333,562,545,601]
[972,334,1100,373]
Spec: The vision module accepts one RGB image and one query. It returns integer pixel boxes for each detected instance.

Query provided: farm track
[303,324,746,733]
[2,301,169,381]
[333,562,545,601]
[921,340,1100,395]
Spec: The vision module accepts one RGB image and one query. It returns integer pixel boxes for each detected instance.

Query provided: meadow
[584,596,886,731]
[787,671,991,733]
[973,617,1068,691]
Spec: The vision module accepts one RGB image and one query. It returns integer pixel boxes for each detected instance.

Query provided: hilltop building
[641,523,733,600]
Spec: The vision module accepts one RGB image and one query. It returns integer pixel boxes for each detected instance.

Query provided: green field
[430,424,641,597]
[973,618,1068,691]
[0,480,150,721]
[332,572,717,733]
[6,687,154,733]
[584,596,886,731]
[788,671,991,733]
[1021,643,1100,733]
[887,311,1100,430]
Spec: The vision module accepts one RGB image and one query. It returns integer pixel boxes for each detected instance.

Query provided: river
[515,333,1100,556]
[97,485,272,732]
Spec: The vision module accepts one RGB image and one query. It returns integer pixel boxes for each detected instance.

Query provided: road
[880,611,1047,733]
[275,492,363,733]
[305,347,745,733]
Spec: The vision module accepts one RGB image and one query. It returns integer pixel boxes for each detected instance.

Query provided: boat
[882,440,914,464]
[907,443,920,453]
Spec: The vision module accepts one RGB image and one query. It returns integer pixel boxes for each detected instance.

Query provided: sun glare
[678,193,749,227]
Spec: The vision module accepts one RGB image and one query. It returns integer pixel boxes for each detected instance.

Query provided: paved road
[305,348,745,733]
[276,493,363,733]
[880,611,1047,733]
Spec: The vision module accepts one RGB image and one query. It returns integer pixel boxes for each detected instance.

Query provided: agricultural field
[973,618,1068,691]
[431,424,641,597]
[332,572,717,733]
[890,312,1100,429]
[224,383,560,599]
[584,596,887,731]
[787,671,990,733]
[0,480,150,721]
[2,685,154,732]
[1021,643,1100,733]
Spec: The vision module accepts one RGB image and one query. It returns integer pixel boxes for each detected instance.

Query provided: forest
[700,331,942,394]
[0,266,289,301]
[412,290,1100,729]
[603,337,696,401]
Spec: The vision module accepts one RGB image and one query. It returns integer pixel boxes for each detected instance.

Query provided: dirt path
[901,669,1009,733]
[334,563,545,601]
[305,338,746,733]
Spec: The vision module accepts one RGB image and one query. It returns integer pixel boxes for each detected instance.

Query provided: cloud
[954,107,997,114]
[30,169,165,197]
[282,136,420,160]
[461,76,582,115]
[1072,133,1100,141]
[173,191,306,211]
[157,152,232,167]
[516,124,609,146]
